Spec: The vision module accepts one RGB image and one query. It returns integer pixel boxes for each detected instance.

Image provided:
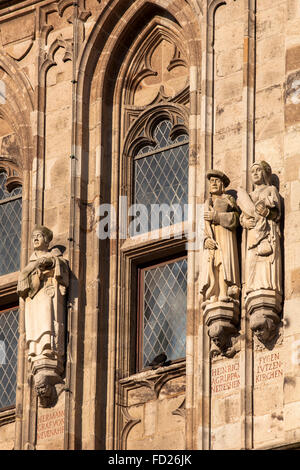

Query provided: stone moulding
[172,398,186,418]
[119,361,186,400]
[0,407,16,427]
[122,21,188,108]
[120,407,141,449]
[40,35,73,75]
[118,361,186,449]
[124,103,189,158]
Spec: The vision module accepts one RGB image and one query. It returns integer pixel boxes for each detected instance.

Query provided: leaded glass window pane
[133,120,188,234]
[0,308,19,409]
[0,172,22,276]
[141,258,187,368]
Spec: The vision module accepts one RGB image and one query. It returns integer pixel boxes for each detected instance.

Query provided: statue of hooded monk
[17,226,69,372]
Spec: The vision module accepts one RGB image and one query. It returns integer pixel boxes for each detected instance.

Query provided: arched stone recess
[119,364,186,450]
[0,53,33,256]
[0,52,35,451]
[40,37,73,74]
[0,53,34,173]
[119,18,189,135]
[64,0,202,450]
[40,0,92,48]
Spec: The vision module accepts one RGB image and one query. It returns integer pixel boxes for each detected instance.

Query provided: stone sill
[0,407,15,427]
[120,222,188,253]
[256,440,300,451]
[0,271,19,305]
[119,359,186,387]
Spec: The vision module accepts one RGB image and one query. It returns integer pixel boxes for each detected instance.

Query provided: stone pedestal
[32,358,64,408]
[31,356,64,377]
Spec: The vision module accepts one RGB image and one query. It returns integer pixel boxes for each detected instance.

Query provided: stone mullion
[201,0,227,450]
[15,3,43,450]
[14,136,32,450]
[184,10,205,446]
[63,1,86,450]
[106,101,120,451]
[33,4,52,228]
[240,0,256,450]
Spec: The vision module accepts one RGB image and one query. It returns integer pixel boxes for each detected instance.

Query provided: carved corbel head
[250,311,279,345]
[33,371,63,408]
[208,321,237,357]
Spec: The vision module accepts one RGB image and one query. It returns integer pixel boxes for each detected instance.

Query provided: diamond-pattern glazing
[134,144,188,233]
[0,172,22,276]
[0,308,19,409]
[142,258,187,367]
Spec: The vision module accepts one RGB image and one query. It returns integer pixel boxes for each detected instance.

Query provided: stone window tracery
[110,12,191,449]
[119,25,190,374]
[132,118,189,234]
[121,105,189,373]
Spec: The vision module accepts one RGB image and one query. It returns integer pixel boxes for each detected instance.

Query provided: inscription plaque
[255,351,283,385]
[211,360,240,394]
[36,407,65,449]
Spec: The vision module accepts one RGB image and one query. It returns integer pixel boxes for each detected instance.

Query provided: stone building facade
[0,0,299,451]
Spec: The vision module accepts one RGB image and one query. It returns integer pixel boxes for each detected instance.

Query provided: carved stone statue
[238,161,282,345]
[17,226,69,405]
[200,170,240,304]
[200,170,240,357]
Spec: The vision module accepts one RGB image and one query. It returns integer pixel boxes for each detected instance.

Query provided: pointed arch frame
[64,0,203,450]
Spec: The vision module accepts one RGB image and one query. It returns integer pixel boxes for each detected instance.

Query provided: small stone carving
[17,226,69,406]
[200,170,240,357]
[250,312,278,345]
[238,161,282,346]
[208,321,240,358]
[33,371,63,408]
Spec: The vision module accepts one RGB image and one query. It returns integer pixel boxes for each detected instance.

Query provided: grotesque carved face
[32,230,48,251]
[209,324,227,350]
[253,323,268,342]
[251,314,277,344]
[34,375,52,398]
[209,177,223,195]
[251,164,264,186]
[211,335,225,349]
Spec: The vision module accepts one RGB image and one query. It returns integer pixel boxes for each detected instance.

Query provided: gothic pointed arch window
[0,130,23,412]
[116,18,190,374]
[0,168,22,276]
